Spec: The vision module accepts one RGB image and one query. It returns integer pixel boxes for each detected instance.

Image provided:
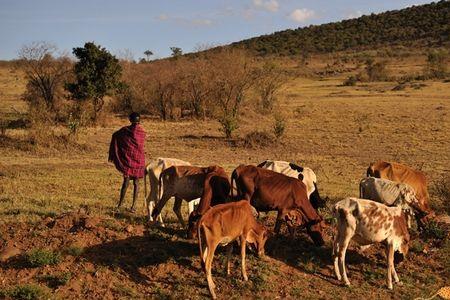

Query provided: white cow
[257,160,324,209]
[360,177,419,228]
[144,158,199,225]
[333,197,410,290]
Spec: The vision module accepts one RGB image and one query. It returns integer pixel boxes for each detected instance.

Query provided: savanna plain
[0,54,449,299]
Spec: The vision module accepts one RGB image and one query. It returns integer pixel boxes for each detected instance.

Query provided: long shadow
[81,227,198,285]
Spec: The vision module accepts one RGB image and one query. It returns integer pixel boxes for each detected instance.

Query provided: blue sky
[0,0,434,60]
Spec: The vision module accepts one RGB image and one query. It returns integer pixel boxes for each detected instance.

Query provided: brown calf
[232,165,324,246]
[197,200,268,299]
[151,165,229,226]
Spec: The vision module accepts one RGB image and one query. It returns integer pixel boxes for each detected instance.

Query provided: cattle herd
[142,158,433,299]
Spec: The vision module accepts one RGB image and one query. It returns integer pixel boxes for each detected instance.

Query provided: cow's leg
[240,235,248,281]
[173,197,185,227]
[205,243,218,299]
[333,231,342,281]
[338,227,353,286]
[386,244,394,290]
[274,211,284,234]
[151,192,172,223]
[226,244,233,276]
[188,198,200,215]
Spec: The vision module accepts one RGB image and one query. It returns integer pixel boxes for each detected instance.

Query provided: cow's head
[307,220,325,247]
[246,223,269,257]
[187,212,202,239]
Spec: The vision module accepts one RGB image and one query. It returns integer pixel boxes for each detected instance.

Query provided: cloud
[346,10,363,19]
[191,19,213,26]
[157,14,169,21]
[252,0,279,12]
[288,8,315,23]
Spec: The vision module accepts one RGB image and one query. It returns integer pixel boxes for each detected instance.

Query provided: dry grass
[0,54,449,299]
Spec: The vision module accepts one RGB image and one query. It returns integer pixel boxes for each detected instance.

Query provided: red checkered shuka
[108,123,146,178]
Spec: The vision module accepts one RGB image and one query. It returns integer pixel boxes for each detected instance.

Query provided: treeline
[230,1,450,56]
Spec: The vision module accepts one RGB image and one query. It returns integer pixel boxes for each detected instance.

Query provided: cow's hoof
[396,281,403,286]
[243,275,248,281]
[388,285,393,290]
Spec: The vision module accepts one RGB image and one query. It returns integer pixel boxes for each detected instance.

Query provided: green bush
[273,114,286,139]
[219,115,239,138]
[26,249,61,267]
[343,75,358,86]
[7,284,48,300]
[38,272,71,289]
[63,245,84,257]
[422,220,446,241]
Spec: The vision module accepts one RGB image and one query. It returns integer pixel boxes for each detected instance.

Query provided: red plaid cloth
[108,124,146,178]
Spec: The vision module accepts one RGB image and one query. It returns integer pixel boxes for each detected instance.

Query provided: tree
[255,62,285,112]
[66,42,123,122]
[144,50,153,61]
[424,49,448,79]
[18,41,71,115]
[170,47,182,58]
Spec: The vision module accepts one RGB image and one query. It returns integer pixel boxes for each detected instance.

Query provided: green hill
[230,1,450,56]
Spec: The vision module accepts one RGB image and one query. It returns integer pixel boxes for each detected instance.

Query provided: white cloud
[346,10,363,19]
[252,0,279,12]
[288,8,315,23]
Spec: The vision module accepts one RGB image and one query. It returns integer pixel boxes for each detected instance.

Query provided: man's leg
[130,178,139,212]
[118,176,130,208]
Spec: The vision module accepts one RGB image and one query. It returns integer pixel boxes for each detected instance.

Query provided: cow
[144,157,200,224]
[151,165,230,227]
[359,177,422,228]
[232,165,325,246]
[197,200,268,299]
[367,161,431,215]
[257,160,325,209]
[332,197,410,290]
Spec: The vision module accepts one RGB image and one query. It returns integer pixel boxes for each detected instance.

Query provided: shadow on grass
[81,227,198,285]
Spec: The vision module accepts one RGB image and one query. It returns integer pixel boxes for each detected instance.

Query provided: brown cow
[232,165,325,246]
[151,165,230,226]
[367,161,432,216]
[197,200,268,299]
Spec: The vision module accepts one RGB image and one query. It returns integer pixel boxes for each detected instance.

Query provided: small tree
[256,62,285,112]
[170,47,182,58]
[144,50,153,61]
[66,42,123,123]
[365,58,388,81]
[424,49,448,79]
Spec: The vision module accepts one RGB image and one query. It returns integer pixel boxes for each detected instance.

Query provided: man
[108,112,146,212]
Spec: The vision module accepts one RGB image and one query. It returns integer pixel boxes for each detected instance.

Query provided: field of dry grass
[0,55,449,299]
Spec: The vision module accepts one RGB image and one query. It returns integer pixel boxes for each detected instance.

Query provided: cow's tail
[231,169,238,199]
[144,168,148,211]
[198,223,206,271]
[158,170,163,203]
[367,162,375,177]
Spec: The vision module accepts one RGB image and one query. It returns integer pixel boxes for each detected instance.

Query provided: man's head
[129,112,140,124]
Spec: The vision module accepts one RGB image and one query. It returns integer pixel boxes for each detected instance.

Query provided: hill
[230,1,450,56]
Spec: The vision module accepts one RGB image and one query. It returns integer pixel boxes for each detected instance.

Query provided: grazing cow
[367,161,431,215]
[144,158,199,224]
[151,165,230,226]
[197,200,268,299]
[333,197,410,290]
[232,165,325,246]
[257,160,325,209]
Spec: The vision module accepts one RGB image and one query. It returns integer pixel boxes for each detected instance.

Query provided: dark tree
[144,50,153,61]
[67,42,122,122]
[170,47,183,58]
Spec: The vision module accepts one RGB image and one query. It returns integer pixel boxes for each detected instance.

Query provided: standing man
[108,112,146,212]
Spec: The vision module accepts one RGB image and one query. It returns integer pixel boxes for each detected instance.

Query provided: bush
[423,49,449,79]
[273,114,286,139]
[343,75,358,86]
[62,245,84,257]
[38,272,71,289]
[243,130,273,148]
[219,115,239,139]
[431,175,450,215]
[365,59,388,81]
[6,284,48,300]
[26,249,61,267]
[422,220,446,241]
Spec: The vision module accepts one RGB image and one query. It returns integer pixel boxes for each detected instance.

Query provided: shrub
[243,130,273,148]
[273,114,286,139]
[63,245,84,257]
[422,220,446,241]
[38,272,71,289]
[219,115,239,139]
[423,49,449,79]
[431,175,450,215]
[365,59,388,81]
[26,249,61,267]
[7,284,48,300]
[343,75,357,86]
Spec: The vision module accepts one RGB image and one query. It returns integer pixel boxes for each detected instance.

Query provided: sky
[0,0,435,60]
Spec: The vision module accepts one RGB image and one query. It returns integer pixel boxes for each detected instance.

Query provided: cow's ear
[298,173,304,181]
[246,229,257,244]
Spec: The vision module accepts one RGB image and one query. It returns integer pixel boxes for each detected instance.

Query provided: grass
[26,249,61,267]
[37,272,72,289]
[1,284,49,300]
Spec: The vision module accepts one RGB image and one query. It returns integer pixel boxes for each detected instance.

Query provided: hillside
[230,1,450,56]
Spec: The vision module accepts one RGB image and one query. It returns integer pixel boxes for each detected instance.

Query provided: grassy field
[0,56,449,299]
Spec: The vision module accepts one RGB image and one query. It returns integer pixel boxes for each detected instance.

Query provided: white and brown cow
[144,157,199,224]
[197,200,268,299]
[333,197,410,290]
[359,177,421,228]
[257,160,325,209]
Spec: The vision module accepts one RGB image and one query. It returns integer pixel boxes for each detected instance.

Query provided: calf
[143,157,199,224]
[232,165,324,246]
[151,165,229,226]
[360,177,422,228]
[332,197,410,290]
[197,200,268,299]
